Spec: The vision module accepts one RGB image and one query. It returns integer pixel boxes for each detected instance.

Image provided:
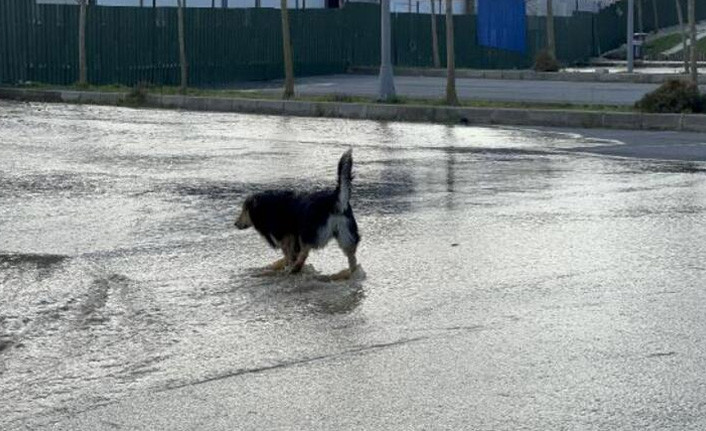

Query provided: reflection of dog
[235,150,360,279]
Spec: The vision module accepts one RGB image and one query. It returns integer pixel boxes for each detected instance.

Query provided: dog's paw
[252,269,282,278]
[328,269,352,281]
[266,258,288,271]
[286,263,315,276]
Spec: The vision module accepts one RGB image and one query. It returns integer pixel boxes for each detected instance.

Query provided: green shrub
[123,81,150,106]
[635,79,705,113]
[534,49,560,72]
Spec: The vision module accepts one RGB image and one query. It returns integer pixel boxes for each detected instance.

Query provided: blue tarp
[477,0,527,53]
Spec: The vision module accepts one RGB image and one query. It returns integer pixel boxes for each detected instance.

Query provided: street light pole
[379,0,396,101]
[627,0,634,73]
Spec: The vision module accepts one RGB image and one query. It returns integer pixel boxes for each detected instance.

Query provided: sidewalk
[4,86,706,133]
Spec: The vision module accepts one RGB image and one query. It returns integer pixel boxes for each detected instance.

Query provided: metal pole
[689,0,697,84]
[627,0,634,73]
[379,0,396,101]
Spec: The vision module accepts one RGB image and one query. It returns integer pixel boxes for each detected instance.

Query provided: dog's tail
[336,149,353,212]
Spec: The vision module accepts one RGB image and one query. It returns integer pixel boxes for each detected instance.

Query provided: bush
[635,79,705,113]
[534,50,560,72]
[123,81,150,106]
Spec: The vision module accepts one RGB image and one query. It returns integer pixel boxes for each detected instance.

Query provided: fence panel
[6,0,698,87]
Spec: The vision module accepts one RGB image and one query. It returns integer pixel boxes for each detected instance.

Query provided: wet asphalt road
[1,101,706,430]
[254,74,672,106]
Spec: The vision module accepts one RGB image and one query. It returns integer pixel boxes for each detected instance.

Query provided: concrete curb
[348,66,706,85]
[1,87,705,133]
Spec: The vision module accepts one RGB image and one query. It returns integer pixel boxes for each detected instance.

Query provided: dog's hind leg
[329,242,358,281]
[329,215,360,280]
[346,243,358,273]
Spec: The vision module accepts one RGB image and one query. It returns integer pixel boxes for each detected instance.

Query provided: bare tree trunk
[546,0,555,58]
[281,0,295,98]
[637,0,643,33]
[78,0,87,86]
[177,0,188,93]
[676,0,689,74]
[445,0,458,105]
[430,0,440,68]
[689,0,697,84]
[651,0,659,31]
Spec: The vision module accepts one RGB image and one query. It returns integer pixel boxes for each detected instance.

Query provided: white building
[525,0,621,16]
[36,0,621,13]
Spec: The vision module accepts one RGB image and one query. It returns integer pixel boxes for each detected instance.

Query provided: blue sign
[477,0,527,53]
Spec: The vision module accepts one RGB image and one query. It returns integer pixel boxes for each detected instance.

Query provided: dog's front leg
[289,246,311,274]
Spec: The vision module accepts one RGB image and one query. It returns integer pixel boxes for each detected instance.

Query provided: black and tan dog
[235,150,360,279]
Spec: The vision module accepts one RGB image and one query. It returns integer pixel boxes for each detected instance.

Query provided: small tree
[177,0,188,94]
[445,0,458,105]
[281,0,295,99]
[430,0,440,68]
[689,0,698,84]
[546,0,555,59]
[675,0,689,74]
[77,0,87,86]
[466,0,473,15]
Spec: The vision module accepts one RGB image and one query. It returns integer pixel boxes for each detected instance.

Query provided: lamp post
[379,0,396,101]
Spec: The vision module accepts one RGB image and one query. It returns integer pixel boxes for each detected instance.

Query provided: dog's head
[234,196,255,230]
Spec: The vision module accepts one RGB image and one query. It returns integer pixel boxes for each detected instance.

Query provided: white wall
[35,0,621,12]
[395,0,621,16]
[37,0,329,8]
[526,0,620,16]
[392,0,467,15]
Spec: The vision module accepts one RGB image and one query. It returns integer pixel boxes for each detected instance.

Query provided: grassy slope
[644,33,683,58]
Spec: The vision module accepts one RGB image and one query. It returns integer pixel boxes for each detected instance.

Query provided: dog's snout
[234,209,252,230]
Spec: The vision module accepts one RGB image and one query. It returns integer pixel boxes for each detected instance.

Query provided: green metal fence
[1,0,704,87]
